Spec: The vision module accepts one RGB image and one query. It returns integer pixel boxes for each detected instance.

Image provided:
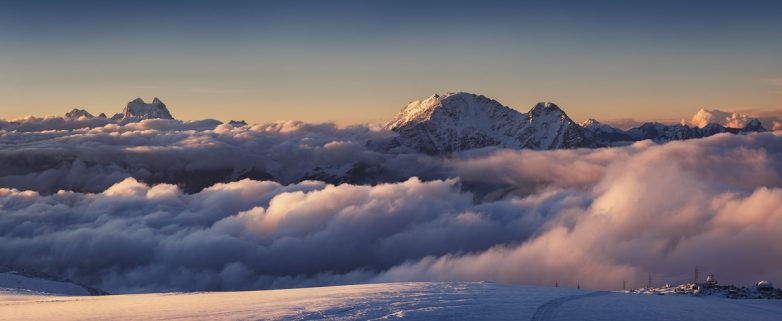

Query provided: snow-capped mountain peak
[386,92,593,154]
[385,92,508,129]
[529,102,569,124]
[742,118,766,132]
[385,92,772,155]
[522,101,591,149]
[122,97,174,120]
[64,108,94,119]
[579,118,601,128]
[530,101,564,113]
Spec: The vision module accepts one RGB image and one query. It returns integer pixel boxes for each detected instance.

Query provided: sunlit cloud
[2,120,781,293]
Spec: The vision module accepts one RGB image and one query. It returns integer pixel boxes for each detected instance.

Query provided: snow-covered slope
[386,92,592,154]
[579,118,632,143]
[523,102,593,149]
[2,282,780,321]
[0,268,106,296]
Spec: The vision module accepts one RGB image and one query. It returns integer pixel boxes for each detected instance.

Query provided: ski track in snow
[530,291,611,321]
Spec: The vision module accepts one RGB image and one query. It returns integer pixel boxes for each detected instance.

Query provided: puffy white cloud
[690,108,782,130]
[377,132,782,289]
[0,176,549,293]
[2,115,782,294]
[0,118,399,193]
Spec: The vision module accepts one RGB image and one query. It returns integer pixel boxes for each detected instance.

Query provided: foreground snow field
[2,282,781,321]
[0,272,93,296]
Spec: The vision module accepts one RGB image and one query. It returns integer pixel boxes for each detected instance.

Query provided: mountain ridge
[63,97,174,122]
[52,92,770,156]
[386,92,593,154]
[386,92,767,154]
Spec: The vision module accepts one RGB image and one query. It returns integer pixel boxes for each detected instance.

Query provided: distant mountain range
[65,97,175,122]
[385,92,767,154]
[58,93,768,156]
[0,93,769,193]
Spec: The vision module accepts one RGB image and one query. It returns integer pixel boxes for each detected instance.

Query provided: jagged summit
[385,92,513,130]
[384,92,771,154]
[64,108,94,119]
[528,102,570,124]
[55,97,176,124]
[228,120,248,127]
[122,97,174,120]
[579,118,601,127]
[48,93,770,156]
[386,92,593,154]
[742,118,765,132]
[530,101,564,113]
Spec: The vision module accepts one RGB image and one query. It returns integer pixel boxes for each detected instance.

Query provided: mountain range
[385,92,766,154]
[24,92,767,192]
[61,93,767,156]
[64,97,175,122]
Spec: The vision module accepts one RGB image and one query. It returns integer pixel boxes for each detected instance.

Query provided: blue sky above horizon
[1,0,781,124]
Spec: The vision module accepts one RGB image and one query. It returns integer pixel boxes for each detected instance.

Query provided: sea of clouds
[1,117,781,293]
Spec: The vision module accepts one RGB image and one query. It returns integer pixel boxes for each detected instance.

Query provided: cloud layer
[0,177,549,292]
[380,134,782,289]
[2,118,782,293]
[0,118,405,194]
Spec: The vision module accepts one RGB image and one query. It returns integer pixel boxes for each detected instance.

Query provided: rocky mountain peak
[386,93,594,154]
[742,118,766,132]
[64,108,94,119]
[122,97,174,120]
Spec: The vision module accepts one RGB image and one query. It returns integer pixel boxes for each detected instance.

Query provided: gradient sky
[1,0,781,125]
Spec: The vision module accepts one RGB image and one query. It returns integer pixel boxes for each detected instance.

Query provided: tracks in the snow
[530,291,611,321]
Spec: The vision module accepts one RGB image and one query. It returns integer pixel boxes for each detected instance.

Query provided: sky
[1,0,781,125]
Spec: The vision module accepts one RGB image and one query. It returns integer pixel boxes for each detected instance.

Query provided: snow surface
[0,272,93,296]
[2,282,781,321]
